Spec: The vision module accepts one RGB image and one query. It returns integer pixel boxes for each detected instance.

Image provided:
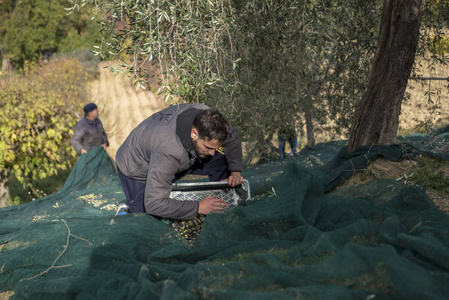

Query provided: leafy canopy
[0,0,102,68]
[72,0,449,160]
[0,58,91,184]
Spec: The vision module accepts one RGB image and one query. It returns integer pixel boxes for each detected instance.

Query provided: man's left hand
[227,172,244,187]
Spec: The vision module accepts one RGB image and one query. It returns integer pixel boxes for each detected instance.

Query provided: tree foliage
[208,0,383,160]
[67,0,238,97]
[414,0,449,59]
[72,0,384,160]
[0,0,102,68]
[74,0,449,161]
[0,58,91,187]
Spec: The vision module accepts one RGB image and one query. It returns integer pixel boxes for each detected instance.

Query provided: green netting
[1,143,449,300]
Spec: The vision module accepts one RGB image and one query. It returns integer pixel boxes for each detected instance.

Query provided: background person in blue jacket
[279,127,298,160]
[71,103,109,155]
[115,103,244,219]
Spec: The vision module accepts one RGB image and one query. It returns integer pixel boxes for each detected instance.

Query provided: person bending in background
[279,127,298,160]
[71,103,109,156]
[115,103,244,219]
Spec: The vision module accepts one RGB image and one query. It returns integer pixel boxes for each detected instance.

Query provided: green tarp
[1,139,449,299]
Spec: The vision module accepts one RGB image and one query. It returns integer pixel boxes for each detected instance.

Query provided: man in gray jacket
[71,103,109,155]
[115,103,244,219]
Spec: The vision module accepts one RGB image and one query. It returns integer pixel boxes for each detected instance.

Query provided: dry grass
[0,291,14,300]
[400,54,449,134]
[308,55,449,146]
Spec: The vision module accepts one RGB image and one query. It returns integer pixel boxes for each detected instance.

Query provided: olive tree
[347,0,444,151]
[72,0,382,159]
[67,0,239,97]
[208,0,383,161]
[73,0,448,161]
[347,0,423,150]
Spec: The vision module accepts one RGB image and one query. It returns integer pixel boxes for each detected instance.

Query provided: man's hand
[80,149,87,155]
[102,143,108,150]
[227,172,244,187]
[198,196,228,215]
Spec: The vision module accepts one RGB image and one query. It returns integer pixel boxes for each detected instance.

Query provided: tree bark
[0,168,10,208]
[1,57,12,74]
[304,99,316,148]
[347,0,425,152]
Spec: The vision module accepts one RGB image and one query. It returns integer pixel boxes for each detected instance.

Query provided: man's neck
[86,115,96,122]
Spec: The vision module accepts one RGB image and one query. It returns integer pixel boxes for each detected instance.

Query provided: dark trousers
[117,152,230,213]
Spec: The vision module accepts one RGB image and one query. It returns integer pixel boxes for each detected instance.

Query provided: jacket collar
[176,108,202,156]
[83,116,98,125]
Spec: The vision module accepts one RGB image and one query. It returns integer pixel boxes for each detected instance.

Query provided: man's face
[88,109,99,119]
[191,128,222,159]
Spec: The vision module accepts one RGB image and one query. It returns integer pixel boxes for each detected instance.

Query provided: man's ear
[191,127,198,139]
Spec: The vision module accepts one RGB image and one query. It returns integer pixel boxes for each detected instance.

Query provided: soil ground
[336,157,449,212]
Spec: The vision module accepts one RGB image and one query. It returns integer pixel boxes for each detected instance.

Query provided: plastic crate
[170,179,251,206]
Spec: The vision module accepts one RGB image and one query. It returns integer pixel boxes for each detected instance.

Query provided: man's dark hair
[193,109,230,142]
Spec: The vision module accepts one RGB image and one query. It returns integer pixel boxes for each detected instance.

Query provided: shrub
[0,57,92,203]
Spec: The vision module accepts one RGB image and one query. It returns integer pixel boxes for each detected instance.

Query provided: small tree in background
[0,58,91,207]
[0,0,102,69]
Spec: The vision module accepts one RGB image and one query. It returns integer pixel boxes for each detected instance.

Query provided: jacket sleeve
[222,124,243,173]
[71,122,85,155]
[144,152,199,219]
[99,120,109,147]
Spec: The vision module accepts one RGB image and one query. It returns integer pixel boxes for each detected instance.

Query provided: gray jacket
[71,117,109,155]
[115,103,243,219]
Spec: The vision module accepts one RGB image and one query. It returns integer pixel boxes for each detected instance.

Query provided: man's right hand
[80,149,87,154]
[198,196,228,215]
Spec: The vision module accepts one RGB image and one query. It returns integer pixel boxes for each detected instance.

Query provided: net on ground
[0,137,448,300]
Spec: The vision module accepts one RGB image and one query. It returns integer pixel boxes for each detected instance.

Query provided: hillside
[89,61,168,160]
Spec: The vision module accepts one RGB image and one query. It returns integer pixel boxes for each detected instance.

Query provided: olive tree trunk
[0,168,10,208]
[347,0,425,152]
[304,100,316,148]
[1,57,12,74]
